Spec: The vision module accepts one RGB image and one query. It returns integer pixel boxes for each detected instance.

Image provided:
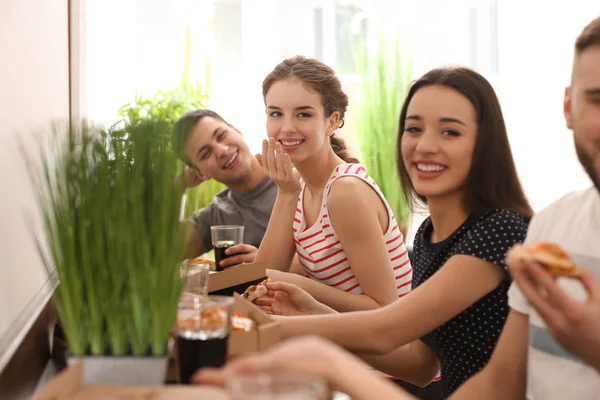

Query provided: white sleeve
[508,212,544,315]
[508,281,531,315]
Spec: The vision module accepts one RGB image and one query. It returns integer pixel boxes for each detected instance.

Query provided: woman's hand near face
[256,138,301,195]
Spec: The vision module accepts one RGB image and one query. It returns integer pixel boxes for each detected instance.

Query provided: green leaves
[31,120,186,356]
[115,74,223,219]
[353,36,413,232]
[117,85,209,130]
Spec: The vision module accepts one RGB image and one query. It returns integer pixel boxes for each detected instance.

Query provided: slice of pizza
[506,242,583,278]
[241,278,271,303]
[184,258,217,271]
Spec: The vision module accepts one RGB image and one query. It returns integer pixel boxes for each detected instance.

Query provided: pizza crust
[506,243,583,278]
[184,258,217,271]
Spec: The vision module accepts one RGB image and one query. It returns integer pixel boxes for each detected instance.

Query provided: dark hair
[397,67,533,219]
[262,55,359,164]
[575,16,600,53]
[171,109,229,166]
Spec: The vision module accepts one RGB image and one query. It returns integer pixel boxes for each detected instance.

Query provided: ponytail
[330,134,359,164]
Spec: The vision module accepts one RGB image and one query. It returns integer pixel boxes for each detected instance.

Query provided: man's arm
[175,167,211,260]
[449,310,529,399]
[182,221,207,259]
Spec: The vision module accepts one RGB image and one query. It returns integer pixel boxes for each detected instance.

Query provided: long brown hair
[262,55,359,164]
[397,67,533,219]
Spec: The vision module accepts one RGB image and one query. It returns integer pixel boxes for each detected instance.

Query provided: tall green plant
[29,120,185,356]
[353,37,413,232]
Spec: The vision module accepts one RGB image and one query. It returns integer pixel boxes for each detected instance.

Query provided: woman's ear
[328,112,340,136]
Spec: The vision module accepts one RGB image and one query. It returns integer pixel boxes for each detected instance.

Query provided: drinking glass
[180,261,210,297]
[210,225,244,271]
[175,295,234,384]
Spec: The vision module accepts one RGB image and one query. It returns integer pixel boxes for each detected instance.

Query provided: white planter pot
[68,355,168,385]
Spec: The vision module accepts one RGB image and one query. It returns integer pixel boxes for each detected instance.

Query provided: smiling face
[184,116,254,185]
[565,45,600,191]
[400,85,478,201]
[264,78,339,165]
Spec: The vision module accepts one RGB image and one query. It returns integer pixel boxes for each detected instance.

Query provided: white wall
[84,0,599,244]
[401,1,599,243]
[496,2,597,211]
[85,0,327,155]
[85,0,217,128]
[0,0,69,370]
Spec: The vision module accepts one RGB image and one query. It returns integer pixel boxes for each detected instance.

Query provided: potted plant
[29,119,186,384]
[353,36,413,235]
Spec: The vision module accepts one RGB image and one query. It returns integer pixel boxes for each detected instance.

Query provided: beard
[575,137,600,192]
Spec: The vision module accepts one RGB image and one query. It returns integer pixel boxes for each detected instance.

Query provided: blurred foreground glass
[226,372,329,399]
[175,295,234,384]
[180,261,210,297]
[210,225,244,271]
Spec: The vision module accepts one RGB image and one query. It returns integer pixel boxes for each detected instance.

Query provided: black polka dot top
[412,209,529,397]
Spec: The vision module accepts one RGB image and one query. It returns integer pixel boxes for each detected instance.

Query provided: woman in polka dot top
[250,67,534,398]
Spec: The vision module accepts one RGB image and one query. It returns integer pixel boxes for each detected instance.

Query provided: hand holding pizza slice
[506,242,583,278]
[241,278,271,303]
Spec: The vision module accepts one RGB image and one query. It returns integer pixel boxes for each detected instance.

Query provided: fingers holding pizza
[240,279,335,316]
[241,278,272,303]
[507,242,600,370]
[506,242,583,278]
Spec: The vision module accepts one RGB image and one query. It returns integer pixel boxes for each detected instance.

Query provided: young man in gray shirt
[172,109,277,269]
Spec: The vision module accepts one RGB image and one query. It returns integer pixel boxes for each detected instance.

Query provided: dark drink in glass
[177,331,228,384]
[210,226,244,270]
[176,296,234,385]
[214,240,235,271]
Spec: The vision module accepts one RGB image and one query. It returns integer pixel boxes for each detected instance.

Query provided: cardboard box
[207,261,267,297]
[33,360,230,400]
[228,293,281,357]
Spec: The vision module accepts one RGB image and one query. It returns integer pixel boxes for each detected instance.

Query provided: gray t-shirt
[190,177,277,252]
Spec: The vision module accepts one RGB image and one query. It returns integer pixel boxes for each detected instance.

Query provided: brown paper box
[207,261,267,296]
[228,293,280,357]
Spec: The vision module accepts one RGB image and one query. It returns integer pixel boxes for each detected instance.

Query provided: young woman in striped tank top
[253,56,412,312]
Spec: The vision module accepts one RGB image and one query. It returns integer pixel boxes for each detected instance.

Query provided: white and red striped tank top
[292,163,412,298]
